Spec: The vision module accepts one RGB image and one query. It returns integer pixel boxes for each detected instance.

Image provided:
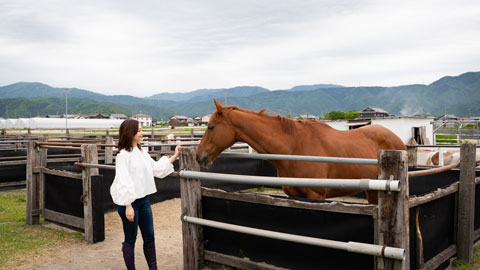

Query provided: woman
[110,119,181,270]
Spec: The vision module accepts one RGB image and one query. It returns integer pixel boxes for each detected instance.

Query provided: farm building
[132,113,152,127]
[359,106,390,118]
[109,113,128,120]
[324,116,434,145]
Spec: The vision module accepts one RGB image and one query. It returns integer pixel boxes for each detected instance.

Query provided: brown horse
[196,100,406,204]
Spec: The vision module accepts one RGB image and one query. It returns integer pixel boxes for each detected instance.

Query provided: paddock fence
[179,145,479,270]
[23,141,479,269]
[24,139,265,244]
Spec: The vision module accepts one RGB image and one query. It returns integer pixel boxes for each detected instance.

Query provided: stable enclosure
[23,140,480,270]
[179,145,479,270]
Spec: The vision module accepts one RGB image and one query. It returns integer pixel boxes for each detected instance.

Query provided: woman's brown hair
[118,119,142,152]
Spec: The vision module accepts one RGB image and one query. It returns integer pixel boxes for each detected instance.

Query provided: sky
[1,0,479,97]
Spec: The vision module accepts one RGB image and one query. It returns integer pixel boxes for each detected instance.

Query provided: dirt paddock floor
[13,198,184,270]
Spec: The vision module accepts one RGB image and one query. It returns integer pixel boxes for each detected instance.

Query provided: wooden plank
[420,244,456,270]
[0,160,27,166]
[407,145,417,167]
[47,157,83,163]
[41,167,83,179]
[81,144,99,244]
[202,188,375,216]
[456,143,476,263]
[377,150,409,270]
[205,250,288,270]
[42,209,85,230]
[180,147,203,270]
[408,182,459,208]
[0,180,26,188]
[415,207,424,269]
[39,137,47,216]
[104,137,114,164]
[26,141,39,225]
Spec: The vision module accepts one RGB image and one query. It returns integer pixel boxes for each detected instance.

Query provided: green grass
[0,189,83,269]
[436,134,457,139]
[454,244,480,269]
[436,134,458,144]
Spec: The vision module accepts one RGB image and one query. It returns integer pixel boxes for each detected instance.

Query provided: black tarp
[0,148,80,187]
[202,196,374,270]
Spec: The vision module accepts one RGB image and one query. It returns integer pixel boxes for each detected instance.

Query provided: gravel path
[12,198,184,270]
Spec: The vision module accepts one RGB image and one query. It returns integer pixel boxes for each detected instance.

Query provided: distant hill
[158,72,480,117]
[0,97,174,120]
[287,84,344,91]
[1,71,479,120]
[148,86,269,102]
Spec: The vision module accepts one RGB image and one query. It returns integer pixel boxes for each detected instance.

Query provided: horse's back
[355,124,406,151]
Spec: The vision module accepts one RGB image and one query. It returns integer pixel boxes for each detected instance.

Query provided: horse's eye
[208,125,214,131]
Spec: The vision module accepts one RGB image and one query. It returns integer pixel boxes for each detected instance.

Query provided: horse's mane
[226,105,326,135]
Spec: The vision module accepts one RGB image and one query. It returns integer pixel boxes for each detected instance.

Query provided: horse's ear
[213,99,224,115]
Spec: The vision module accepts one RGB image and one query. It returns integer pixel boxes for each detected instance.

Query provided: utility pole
[65,88,69,136]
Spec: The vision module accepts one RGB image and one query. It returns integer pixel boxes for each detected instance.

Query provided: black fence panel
[409,194,456,270]
[44,173,84,218]
[203,196,374,270]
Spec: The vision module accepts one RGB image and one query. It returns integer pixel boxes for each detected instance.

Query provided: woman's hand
[174,144,182,156]
[170,144,182,163]
[126,205,134,222]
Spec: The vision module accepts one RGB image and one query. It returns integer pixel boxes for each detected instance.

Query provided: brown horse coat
[196,100,406,204]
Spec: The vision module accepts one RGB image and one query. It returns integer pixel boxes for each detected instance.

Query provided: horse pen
[14,135,478,270]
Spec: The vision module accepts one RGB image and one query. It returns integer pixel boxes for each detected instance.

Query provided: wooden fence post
[377,150,409,270]
[406,145,417,167]
[456,143,476,263]
[81,144,99,243]
[105,136,114,164]
[179,147,203,270]
[26,141,40,225]
[26,138,47,225]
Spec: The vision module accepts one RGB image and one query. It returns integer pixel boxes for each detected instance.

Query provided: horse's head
[196,99,236,167]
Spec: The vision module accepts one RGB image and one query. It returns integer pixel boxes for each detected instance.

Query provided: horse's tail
[426,151,437,165]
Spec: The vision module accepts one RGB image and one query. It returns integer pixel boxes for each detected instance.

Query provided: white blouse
[110,147,174,206]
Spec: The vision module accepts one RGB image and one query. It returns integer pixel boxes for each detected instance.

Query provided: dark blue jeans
[118,196,155,245]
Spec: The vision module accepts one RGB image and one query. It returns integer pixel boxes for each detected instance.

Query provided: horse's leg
[304,188,327,200]
[282,186,306,198]
[366,190,378,204]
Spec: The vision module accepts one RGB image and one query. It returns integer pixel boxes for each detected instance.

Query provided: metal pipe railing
[219,152,378,165]
[74,163,180,177]
[179,170,400,191]
[183,215,405,261]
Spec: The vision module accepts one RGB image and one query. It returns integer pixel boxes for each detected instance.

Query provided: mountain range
[0,72,479,120]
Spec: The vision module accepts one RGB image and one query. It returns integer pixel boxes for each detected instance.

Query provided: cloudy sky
[1,0,479,97]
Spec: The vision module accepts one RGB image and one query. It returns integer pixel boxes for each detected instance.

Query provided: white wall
[371,118,433,144]
[323,117,433,144]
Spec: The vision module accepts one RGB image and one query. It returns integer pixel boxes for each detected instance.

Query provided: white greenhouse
[4,119,17,129]
[25,118,125,129]
[14,118,30,129]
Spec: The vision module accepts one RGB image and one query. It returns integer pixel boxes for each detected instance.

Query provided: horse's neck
[230,111,296,154]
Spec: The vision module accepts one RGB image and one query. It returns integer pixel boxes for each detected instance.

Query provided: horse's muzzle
[196,153,210,167]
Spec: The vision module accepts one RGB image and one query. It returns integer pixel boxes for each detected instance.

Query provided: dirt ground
[12,198,184,270]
